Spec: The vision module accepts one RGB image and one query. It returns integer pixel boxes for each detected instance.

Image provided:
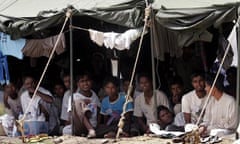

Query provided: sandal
[104,131,116,138]
[87,129,96,138]
[119,131,130,138]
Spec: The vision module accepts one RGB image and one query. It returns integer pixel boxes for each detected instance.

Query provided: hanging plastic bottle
[18,112,23,120]
[26,112,32,121]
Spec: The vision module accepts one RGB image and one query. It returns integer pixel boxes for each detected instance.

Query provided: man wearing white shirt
[67,91,100,129]
[20,76,53,121]
[133,73,170,134]
[199,73,238,136]
[63,72,100,138]
[182,72,206,124]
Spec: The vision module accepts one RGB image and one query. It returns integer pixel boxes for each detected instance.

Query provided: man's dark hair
[23,75,36,83]
[62,72,70,78]
[137,72,152,83]
[190,71,205,81]
[169,76,184,87]
[53,80,65,88]
[157,105,171,118]
[205,73,224,91]
[75,71,92,82]
[226,66,237,76]
[103,76,120,87]
[122,77,130,83]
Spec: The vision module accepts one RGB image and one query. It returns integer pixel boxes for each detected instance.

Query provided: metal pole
[236,17,240,139]
[150,7,157,120]
[69,11,75,136]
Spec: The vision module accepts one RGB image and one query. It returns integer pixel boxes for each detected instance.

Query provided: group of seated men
[2,67,238,138]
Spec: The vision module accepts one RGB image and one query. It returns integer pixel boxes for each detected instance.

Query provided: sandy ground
[0,135,236,144]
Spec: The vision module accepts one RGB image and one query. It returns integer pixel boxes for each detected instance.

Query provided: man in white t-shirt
[199,73,238,136]
[21,76,61,135]
[63,72,100,138]
[133,73,169,134]
[182,72,206,124]
[20,76,53,121]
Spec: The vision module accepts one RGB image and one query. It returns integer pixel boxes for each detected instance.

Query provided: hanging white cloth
[227,25,238,67]
[114,28,143,50]
[103,32,119,49]
[89,27,144,50]
[89,29,104,46]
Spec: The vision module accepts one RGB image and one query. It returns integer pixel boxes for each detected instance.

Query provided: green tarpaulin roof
[0,0,240,39]
[0,0,145,39]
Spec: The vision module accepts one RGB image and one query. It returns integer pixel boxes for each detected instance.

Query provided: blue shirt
[100,94,133,116]
[0,32,25,59]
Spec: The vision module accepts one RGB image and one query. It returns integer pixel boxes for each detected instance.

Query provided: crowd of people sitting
[1,66,238,138]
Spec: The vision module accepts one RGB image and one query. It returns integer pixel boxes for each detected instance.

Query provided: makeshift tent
[1,0,239,102]
[0,0,239,39]
[0,0,240,138]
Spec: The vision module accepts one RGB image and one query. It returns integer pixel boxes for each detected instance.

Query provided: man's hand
[83,99,91,105]
[4,94,10,109]
[198,125,208,137]
[145,126,151,135]
[39,103,49,121]
[28,87,35,94]
[4,96,11,109]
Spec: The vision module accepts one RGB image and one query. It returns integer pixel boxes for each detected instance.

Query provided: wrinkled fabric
[89,29,104,46]
[202,93,238,134]
[0,52,10,85]
[216,35,233,70]
[177,30,213,48]
[155,6,237,31]
[155,5,237,47]
[22,34,66,58]
[227,25,238,67]
[0,0,145,39]
[89,27,144,50]
[0,32,25,59]
[150,17,179,60]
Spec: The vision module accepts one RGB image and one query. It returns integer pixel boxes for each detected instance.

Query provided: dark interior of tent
[6,15,235,95]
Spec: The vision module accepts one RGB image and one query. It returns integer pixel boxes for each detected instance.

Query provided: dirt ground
[0,135,236,144]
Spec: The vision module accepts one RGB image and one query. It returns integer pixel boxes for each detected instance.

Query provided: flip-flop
[104,132,116,138]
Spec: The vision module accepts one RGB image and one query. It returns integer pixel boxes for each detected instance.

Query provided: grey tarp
[149,1,240,60]
[1,0,240,39]
[0,0,145,39]
[0,0,240,44]
[153,1,240,48]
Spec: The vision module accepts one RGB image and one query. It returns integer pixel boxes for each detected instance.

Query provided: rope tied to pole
[16,9,72,142]
[195,22,237,126]
[115,3,151,139]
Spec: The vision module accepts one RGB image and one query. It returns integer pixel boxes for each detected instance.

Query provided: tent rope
[195,24,236,125]
[115,4,151,139]
[70,25,89,32]
[16,9,71,141]
[150,6,158,121]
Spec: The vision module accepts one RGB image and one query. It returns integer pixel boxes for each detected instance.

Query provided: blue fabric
[100,94,133,116]
[0,52,10,84]
[0,32,25,59]
[101,94,133,125]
